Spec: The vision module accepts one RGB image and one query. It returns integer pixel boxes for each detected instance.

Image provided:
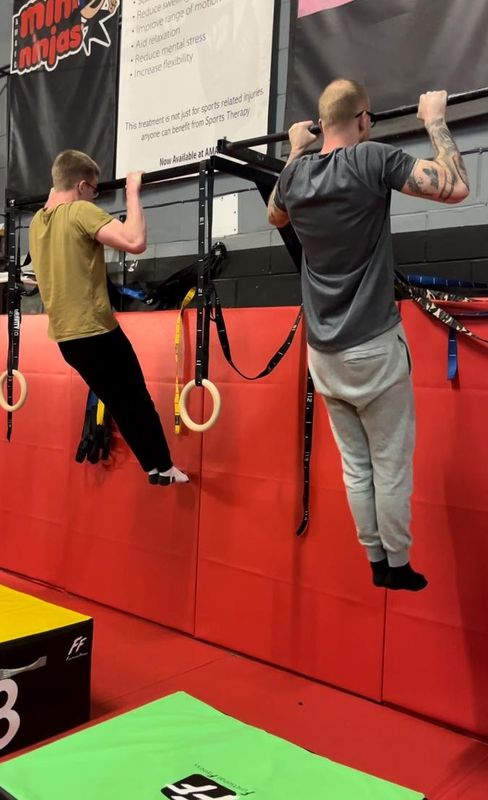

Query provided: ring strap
[174,287,197,433]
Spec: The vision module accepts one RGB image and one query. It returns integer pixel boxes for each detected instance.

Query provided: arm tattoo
[422,167,439,190]
[426,118,469,197]
[407,173,422,193]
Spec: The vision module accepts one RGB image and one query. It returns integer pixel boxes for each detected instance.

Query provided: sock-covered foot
[158,466,190,485]
[147,469,159,485]
[384,563,428,592]
[370,558,389,588]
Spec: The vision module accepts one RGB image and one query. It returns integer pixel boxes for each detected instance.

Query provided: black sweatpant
[59,326,172,472]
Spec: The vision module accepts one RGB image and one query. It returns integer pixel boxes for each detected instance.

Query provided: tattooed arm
[401,90,469,204]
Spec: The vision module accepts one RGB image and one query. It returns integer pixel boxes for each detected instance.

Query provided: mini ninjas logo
[11,0,120,75]
[161,774,237,799]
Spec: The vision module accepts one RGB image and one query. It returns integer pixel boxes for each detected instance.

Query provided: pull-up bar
[8,154,280,209]
[224,86,488,151]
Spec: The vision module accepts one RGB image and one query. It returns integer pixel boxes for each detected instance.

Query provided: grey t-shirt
[274,141,416,352]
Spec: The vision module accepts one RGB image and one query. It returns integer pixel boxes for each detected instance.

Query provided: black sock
[370,558,389,587]
[384,563,428,592]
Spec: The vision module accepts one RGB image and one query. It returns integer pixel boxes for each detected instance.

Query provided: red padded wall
[2,303,488,735]
[383,301,488,736]
[0,312,202,633]
[0,315,71,587]
[195,307,386,701]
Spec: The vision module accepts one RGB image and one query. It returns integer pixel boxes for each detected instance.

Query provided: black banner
[287,0,488,128]
[7,0,121,200]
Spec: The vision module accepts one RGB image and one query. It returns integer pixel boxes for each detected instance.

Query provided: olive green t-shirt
[29,200,117,342]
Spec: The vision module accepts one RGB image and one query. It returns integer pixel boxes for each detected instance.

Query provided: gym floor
[1,569,487,799]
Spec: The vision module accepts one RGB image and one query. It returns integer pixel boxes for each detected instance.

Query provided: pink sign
[298,0,356,18]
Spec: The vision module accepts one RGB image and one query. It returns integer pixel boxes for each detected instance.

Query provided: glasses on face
[355,110,377,128]
[81,180,99,199]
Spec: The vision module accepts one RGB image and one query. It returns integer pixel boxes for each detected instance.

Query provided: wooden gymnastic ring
[0,369,28,412]
[179,379,221,432]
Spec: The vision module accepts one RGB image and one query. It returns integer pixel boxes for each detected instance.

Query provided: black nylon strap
[202,168,214,381]
[118,213,127,311]
[395,271,488,344]
[208,286,303,380]
[196,161,314,535]
[6,207,21,441]
[207,285,313,536]
[196,161,213,386]
[296,369,315,537]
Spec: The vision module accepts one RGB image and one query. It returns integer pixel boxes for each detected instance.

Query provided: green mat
[0,692,425,799]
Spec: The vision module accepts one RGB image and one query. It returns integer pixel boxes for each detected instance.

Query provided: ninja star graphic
[80,0,119,57]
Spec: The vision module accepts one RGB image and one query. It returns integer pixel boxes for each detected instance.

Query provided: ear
[357,112,367,133]
[319,118,325,136]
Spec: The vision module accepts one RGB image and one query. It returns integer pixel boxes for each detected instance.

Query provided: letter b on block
[0,679,21,750]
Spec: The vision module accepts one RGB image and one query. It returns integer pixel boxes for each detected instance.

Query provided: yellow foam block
[0,585,90,644]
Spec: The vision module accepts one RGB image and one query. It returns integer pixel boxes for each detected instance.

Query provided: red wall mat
[195,308,386,700]
[0,316,71,586]
[0,312,203,633]
[3,304,488,734]
[383,302,488,736]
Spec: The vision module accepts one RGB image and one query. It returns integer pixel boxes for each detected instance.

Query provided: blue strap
[86,389,99,411]
[447,328,458,380]
[405,274,488,290]
[115,285,148,301]
[452,310,488,318]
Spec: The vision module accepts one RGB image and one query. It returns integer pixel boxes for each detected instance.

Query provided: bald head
[319,79,369,130]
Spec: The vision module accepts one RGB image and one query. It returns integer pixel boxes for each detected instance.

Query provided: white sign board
[116,0,275,177]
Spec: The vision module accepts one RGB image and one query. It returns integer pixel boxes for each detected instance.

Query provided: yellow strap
[96,400,105,426]
[174,287,196,433]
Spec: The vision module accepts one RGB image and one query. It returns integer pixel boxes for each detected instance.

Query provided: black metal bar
[118,214,126,311]
[217,139,285,173]
[11,155,280,209]
[375,86,488,123]
[226,130,299,150]
[9,161,205,207]
[99,160,203,192]
[459,146,488,157]
[210,155,278,186]
[225,86,488,150]
[265,0,282,160]
[210,155,302,271]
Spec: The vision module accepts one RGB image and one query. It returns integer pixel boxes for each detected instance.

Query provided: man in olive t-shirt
[268,81,469,591]
[29,149,189,486]
[30,201,116,342]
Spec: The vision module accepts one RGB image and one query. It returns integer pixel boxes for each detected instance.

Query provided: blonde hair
[319,79,369,129]
[52,150,100,191]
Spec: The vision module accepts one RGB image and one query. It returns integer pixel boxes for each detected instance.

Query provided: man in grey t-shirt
[268,79,469,591]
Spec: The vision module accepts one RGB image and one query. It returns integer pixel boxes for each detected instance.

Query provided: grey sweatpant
[308,323,415,567]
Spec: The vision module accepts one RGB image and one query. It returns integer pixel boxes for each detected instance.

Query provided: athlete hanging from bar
[267,84,469,591]
[29,150,189,486]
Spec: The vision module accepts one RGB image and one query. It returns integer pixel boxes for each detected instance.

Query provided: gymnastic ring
[0,369,28,412]
[179,379,221,432]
